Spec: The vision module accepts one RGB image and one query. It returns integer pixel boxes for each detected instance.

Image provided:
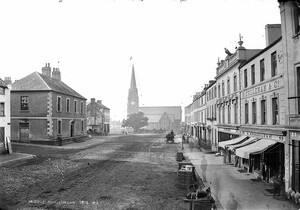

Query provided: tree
[122,112,149,133]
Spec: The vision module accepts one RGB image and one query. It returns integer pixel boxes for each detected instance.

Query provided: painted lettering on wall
[242,78,282,98]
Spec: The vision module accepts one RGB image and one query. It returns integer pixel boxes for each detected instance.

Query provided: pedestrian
[225,192,238,210]
[271,174,281,198]
[200,155,207,182]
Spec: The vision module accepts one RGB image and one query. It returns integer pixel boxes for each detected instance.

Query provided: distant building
[0,78,11,154]
[86,98,110,134]
[139,106,182,132]
[126,64,182,132]
[10,63,87,145]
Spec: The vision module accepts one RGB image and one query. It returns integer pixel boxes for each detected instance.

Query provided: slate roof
[139,106,182,120]
[0,78,8,88]
[12,72,86,100]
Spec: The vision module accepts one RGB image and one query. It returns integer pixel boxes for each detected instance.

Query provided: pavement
[0,135,116,167]
[175,136,300,210]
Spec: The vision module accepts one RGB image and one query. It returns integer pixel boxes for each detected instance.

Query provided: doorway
[70,121,75,137]
[19,123,29,142]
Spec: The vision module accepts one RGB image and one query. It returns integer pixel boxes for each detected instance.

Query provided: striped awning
[218,135,248,149]
[235,139,277,159]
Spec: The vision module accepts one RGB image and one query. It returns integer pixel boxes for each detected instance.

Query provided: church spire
[130,64,137,89]
[127,59,139,116]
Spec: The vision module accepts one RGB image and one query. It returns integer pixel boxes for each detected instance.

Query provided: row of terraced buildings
[183,1,300,199]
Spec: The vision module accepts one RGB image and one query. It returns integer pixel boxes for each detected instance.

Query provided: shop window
[252,101,257,124]
[21,96,29,111]
[251,64,255,85]
[244,69,248,88]
[297,67,300,114]
[260,59,265,82]
[292,140,300,192]
[271,51,277,77]
[261,99,267,125]
[272,97,279,125]
[0,103,4,116]
[252,154,261,171]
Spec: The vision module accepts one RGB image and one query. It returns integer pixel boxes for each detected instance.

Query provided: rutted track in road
[1,134,188,210]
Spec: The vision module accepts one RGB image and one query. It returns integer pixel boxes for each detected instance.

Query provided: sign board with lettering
[242,77,282,99]
[241,131,285,143]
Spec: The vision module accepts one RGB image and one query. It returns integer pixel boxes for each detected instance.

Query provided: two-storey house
[0,78,11,154]
[87,98,110,135]
[11,63,87,145]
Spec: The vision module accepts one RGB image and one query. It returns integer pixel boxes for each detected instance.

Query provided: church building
[127,64,182,132]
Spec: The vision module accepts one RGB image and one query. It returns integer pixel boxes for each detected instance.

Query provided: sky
[0,0,281,121]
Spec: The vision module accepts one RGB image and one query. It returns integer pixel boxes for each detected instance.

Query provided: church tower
[127,64,139,116]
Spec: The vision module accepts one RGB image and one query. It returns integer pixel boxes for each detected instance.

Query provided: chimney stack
[4,77,12,85]
[91,98,96,103]
[42,63,51,77]
[97,100,102,104]
[265,24,281,46]
[52,67,61,81]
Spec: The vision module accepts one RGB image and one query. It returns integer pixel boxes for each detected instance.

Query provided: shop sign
[242,78,282,99]
[242,131,285,142]
[289,116,300,128]
[291,131,300,141]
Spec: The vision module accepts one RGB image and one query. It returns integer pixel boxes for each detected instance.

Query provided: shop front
[235,132,285,182]
[289,130,300,193]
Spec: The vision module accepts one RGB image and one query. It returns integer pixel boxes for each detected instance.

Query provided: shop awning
[235,139,277,159]
[218,135,248,149]
[227,137,258,151]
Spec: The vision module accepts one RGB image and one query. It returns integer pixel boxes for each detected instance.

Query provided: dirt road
[0,134,188,210]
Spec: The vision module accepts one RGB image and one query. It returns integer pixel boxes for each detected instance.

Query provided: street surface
[0,134,188,210]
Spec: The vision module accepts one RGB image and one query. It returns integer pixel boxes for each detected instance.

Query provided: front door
[19,123,29,142]
[70,122,74,137]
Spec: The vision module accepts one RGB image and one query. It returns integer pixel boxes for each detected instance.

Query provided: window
[222,82,225,96]
[244,69,248,88]
[251,64,255,85]
[81,120,84,132]
[260,59,265,82]
[271,52,277,77]
[227,79,230,94]
[219,107,221,123]
[297,67,300,114]
[74,100,77,113]
[293,2,300,34]
[252,101,256,124]
[80,101,84,114]
[218,84,220,98]
[234,102,238,124]
[222,106,225,123]
[21,96,29,110]
[233,75,237,92]
[228,105,231,124]
[245,103,249,124]
[0,87,4,95]
[261,99,266,125]
[272,97,279,125]
[57,96,61,112]
[66,98,70,112]
[58,120,62,135]
[214,86,217,98]
[0,103,4,116]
